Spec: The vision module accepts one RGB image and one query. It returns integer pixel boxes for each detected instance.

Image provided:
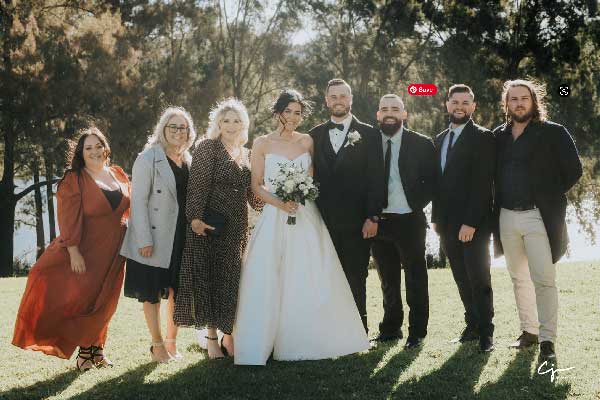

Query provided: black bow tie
[327,121,345,131]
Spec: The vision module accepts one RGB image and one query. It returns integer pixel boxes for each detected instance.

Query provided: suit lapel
[398,128,410,181]
[436,129,448,175]
[443,119,473,176]
[153,147,177,199]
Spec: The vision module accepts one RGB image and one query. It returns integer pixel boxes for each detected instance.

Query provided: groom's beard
[449,111,471,125]
[379,118,402,137]
[328,104,351,118]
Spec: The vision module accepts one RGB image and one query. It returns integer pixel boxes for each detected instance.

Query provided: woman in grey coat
[120,107,196,363]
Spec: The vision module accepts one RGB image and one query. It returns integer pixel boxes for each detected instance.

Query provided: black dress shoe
[404,336,424,350]
[369,331,403,343]
[539,341,556,359]
[509,331,539,349]
[450,327,479,343]
[479,336,494,352]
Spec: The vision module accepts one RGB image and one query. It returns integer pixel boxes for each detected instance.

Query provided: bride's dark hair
[271,89,313,118]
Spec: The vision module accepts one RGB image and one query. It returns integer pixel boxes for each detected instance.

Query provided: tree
[0,1,140,276]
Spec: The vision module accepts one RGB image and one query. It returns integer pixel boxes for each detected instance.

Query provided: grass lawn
[1,261,599,400]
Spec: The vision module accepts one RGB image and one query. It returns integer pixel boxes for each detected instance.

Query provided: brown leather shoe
[509,331,538,349]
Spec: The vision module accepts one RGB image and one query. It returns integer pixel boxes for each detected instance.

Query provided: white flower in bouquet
[269,162,320,225]
[284,180,295,193]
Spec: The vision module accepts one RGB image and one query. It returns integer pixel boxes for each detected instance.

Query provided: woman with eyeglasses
[174,98,263,359]
[120,107,196,363]
[13,127,131,370]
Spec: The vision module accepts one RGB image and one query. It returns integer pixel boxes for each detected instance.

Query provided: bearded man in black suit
[309,79,384,333]
[431,84,496,353]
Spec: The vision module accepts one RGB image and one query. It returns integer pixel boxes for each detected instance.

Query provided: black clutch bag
[203,208,226,237]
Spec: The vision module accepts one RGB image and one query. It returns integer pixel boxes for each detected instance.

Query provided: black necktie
[383,139,392,208]
[445,130,455,168]
[448,130,455,151]
[327,121,345,131]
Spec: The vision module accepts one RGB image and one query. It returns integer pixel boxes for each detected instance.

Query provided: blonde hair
[502,79,548,124]
[145,106,197,163]
[205,98,249,146]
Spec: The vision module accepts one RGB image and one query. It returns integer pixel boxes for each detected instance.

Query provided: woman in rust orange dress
[12,127,131,370]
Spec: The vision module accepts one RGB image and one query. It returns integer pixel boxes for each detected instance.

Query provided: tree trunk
[32,160,46,259]
[0,0,17,276]
[44,151,56,240]
[0,114,16,276]
[0,185,16,277]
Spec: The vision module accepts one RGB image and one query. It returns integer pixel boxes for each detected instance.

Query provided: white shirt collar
[381,124,404,144]
[330,114,352,131]
[448,120,468,136]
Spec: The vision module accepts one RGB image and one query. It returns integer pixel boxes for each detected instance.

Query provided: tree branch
[15,178,60,201]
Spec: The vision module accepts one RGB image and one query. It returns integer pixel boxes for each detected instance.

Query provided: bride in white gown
[234,90,368,365]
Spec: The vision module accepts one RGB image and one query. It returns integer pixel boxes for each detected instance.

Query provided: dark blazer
[431,119,496,231]
[492,120,582,263]
[378,127,437,224]
[309,115,385,231]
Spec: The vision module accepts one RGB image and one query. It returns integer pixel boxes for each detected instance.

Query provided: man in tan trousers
[492,79,582,360]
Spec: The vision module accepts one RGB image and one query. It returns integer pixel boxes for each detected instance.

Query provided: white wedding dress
[234,152,369,365]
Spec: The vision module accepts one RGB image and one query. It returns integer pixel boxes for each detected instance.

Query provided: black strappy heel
[205,336,224,360]
[91,345,114,368]
[220,336,232,357]
[76,346,94,371]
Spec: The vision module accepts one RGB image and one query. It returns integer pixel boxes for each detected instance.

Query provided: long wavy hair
[145,106,196,163]
[502,79,548,124]
[58,127,110,188]
[205,98,250,148]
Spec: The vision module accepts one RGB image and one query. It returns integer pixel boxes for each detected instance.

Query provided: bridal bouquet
[270,163,319,225]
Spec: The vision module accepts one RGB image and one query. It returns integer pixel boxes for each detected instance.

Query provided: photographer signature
[537,360,575,382]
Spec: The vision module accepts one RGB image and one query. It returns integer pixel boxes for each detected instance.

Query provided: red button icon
[408,84,438,96]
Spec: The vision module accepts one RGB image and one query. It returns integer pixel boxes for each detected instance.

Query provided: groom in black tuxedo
[309,79,385,333]
[431,84,496,352]
[370,94,437,350]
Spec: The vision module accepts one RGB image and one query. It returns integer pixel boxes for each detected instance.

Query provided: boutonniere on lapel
[344,130,362,148]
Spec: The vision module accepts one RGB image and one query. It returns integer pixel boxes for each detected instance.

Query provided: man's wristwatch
[368,215,380,223]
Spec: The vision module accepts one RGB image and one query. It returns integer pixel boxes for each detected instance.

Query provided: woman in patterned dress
[174,98,262,359]
[13,128,131,370]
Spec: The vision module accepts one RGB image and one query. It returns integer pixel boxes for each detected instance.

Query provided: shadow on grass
[60,342,417,400]
[478,349,571,400]
[388,343,491,399]
[0,369,80,400]
[67,362,158,400]
[1,345,572,400]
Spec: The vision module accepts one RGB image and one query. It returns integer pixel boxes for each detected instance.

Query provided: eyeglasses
[166,125,189,134]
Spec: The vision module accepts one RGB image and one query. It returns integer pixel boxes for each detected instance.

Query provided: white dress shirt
[440,122,467,172]
[382,126,412,214]
[328,115,352,154]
